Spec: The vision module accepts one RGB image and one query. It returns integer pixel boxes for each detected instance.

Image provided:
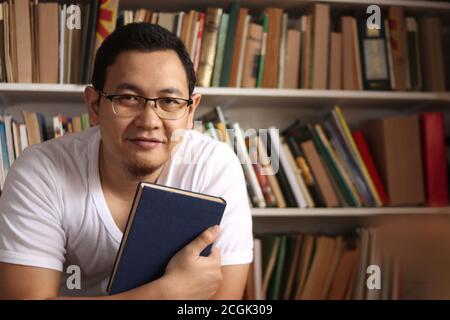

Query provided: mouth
[127,137,166,150]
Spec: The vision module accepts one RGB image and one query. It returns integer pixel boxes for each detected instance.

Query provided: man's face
[85,50,201,177]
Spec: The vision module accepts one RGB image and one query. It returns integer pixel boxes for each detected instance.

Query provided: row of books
[198,106,449,208]
[0,111,90,189]
[147,4,447,91]
[0,0,115,84]
[1,105,448,211]
[245,228,402,300]
[0,1,447,92]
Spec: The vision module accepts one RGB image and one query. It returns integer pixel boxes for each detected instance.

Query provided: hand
[162,225,222,299]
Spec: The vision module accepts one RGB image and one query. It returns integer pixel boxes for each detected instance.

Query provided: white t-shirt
[0,126,253,297]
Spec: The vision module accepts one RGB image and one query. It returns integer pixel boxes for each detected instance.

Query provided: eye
[159,98,180,105]
[113,95,142,107]
[122,95,139,101]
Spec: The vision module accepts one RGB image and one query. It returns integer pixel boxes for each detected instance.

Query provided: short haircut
[91,23,196,96]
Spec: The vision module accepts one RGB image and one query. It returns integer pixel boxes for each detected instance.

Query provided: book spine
[193,12,205,76]
[219,1,239,87]
[352,130,389,206]
[197,8,222,87]
[211,13,229,87]
[270,128,307,208]
[333,106,382,206]
[421,112,448,207]
[256,14,268,88]
[232,123,266,208]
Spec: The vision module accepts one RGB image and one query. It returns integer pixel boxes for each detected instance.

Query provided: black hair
[91,23,196,96]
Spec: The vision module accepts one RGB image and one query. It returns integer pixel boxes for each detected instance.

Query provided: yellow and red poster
[94,0,119,52]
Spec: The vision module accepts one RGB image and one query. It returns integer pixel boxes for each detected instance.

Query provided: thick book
[82,0,99,83]
[37,3,59,83]
[242,22,263,88]
[219,1,239,87]
[388,7,408,91]
[329,32,342,90]
[108,182,226,295]
[357,12,391,90]
[211,13,229,87]
[268,235,287,300]
[309,3,330,90]
[421,112,448,207]
[362,115,425,206]
[228,8,249,87]
[14,0,33,82]
[197,8,222,87]
[419,17,446,92]
[352,130,389,206]
[283,28,301,89]
[341,16,360,90]
[405,17,422,91]
[261,8,283,88]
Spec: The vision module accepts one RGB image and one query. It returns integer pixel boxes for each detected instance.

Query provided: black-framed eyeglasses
[98,91,193,120]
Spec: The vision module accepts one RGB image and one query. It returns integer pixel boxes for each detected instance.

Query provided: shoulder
[176,130,245,191]
[5,127,99,192]
[13,127,99,171]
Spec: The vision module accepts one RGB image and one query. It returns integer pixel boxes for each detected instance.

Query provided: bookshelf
[121,0,450,13]
[252,206,450,217]
[1,83,450,106]
[0,0,449,300]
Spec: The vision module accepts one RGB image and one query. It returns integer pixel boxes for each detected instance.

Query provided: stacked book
[198,106,449,209]
[0,111,90,189]
[245,228,403,300]
[0,1,447,92]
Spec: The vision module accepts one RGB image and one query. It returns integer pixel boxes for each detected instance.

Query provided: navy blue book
[107,182,227,295]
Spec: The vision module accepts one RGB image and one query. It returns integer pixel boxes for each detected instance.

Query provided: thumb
[186,225,220,256]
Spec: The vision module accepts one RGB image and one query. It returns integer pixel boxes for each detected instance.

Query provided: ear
[186,93,201,129]
[84,86,101,126]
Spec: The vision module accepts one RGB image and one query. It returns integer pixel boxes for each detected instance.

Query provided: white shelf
[251,207,450,217]
[0,84,448,109]
[195,87,450,101]
[0,83,85,94]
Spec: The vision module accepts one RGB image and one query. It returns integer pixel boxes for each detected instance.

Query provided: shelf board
[0,83,85,94]
[251,207,450,217]
[0,84,448,109]
[195,87,450,101]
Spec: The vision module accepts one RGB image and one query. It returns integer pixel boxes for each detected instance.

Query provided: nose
[133,100,162,129]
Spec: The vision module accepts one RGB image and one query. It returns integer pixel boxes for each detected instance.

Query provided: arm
[211,264,250,300]
[0,226,223,300]
[0,262,171,300]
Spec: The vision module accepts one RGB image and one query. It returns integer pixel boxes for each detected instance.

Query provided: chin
[125,155,168,178]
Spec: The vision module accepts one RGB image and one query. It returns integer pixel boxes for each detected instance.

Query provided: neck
[98,142,164,201]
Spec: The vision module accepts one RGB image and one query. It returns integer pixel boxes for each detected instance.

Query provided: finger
[185,225,220,255]
[209,246,221,262]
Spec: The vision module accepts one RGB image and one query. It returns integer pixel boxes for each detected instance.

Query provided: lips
[127,137,166,149]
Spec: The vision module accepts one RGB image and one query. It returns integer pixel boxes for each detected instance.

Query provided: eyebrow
[157,87,184,96]
[114,83,184,97]
[115,83,144,93]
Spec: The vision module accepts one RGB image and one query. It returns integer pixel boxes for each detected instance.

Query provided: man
[0,23,253,299]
